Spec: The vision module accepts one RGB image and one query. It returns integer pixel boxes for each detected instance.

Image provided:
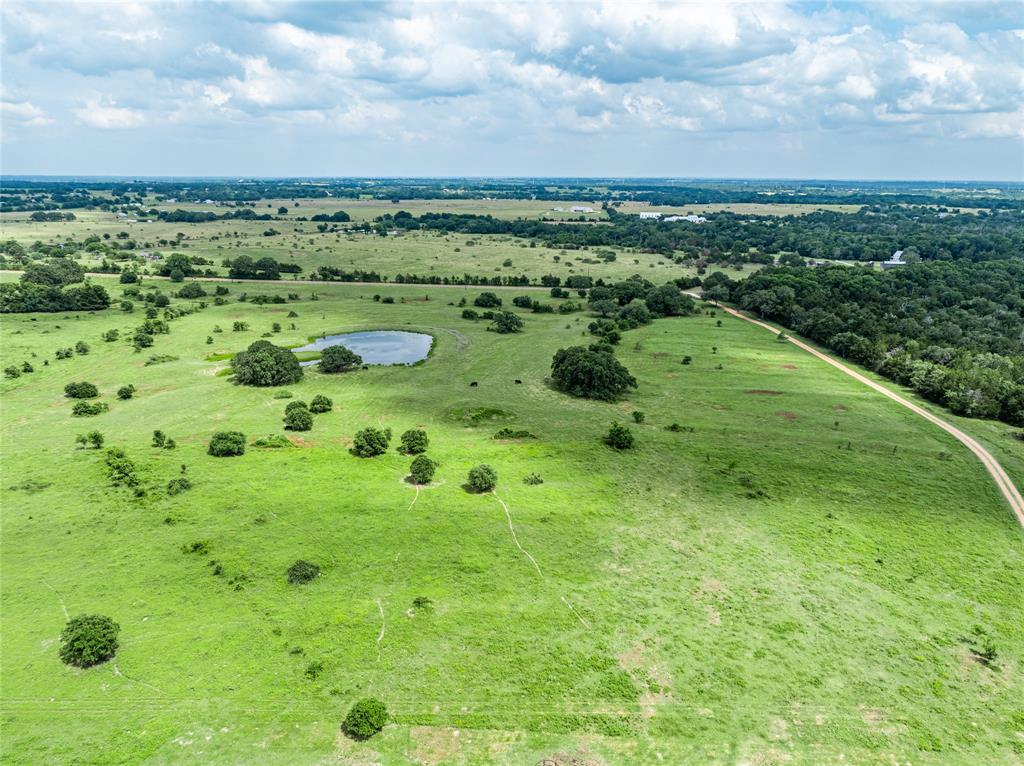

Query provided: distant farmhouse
[881,250,907,270]
[571,206,594,213]
[639,211,662,220]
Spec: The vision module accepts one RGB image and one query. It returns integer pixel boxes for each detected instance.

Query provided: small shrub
[167,477,192,496]
[409,455,437,485]
[252,434,293,448]
[352,427,391,457]
[75,431,105,449]
[152,430,167,448]
[309,394,333,413]
[21,361,33,373]
[466,464,497,493]
[493,428,535,439]
[461,308,479,320]
[64,381,99,399]
[4,366,20,379]
[72,401,108,417]
[117,384,136,400]
[285,400,308,416]
[342,698,388,740]
[273,390,293,399]
[102,329,119,342]
[304,661,324,680]
[604,422,635,450]
[181,540,209,555]
[412,596,433,610]
[104,448,139,486]
[145,355,178,366]
[208,431,246,457]
[681,355,692,365]
[59,615,120,668]
[75,341,90,355]
[284,406,313,432]
[287,560,320,585]
[399,428,429,454]
[523,473,544,485]
[632,411,645,424]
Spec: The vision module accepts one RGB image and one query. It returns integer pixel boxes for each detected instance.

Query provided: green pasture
[1,276,1021,765]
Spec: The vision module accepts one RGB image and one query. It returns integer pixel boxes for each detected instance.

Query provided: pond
[292,330,433,367]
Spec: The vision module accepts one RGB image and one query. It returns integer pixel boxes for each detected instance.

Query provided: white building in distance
[881,250,906,270]
[663,214,707,223]
[639,211,662,219]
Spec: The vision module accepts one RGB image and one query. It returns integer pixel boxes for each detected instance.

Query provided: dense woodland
[382,207,1024,263]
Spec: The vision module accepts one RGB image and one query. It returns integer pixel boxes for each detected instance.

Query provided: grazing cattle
[514,379,522,384]
[469,381,478,387]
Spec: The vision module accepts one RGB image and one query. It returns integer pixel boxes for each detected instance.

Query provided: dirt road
[712,300,1024,527]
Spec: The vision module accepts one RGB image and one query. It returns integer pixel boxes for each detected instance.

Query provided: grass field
[1,210,759,285]
[0,195,850,286]
[1,275,1022,765]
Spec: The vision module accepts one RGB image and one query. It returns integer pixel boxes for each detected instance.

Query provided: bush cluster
[342,698,388,740]
[64,381,99,399]
[352,427,391,457]
[408,455,437,485]
[604,422,635,450]
[104,448,140,486]
[466,464,497,493]
[399,428,429,454]
[208,431,246,457]
[59,614,120,668]
[287,560,320,585]
[72,401,108,417]
[309,394,333,413]
[284,401,314,431]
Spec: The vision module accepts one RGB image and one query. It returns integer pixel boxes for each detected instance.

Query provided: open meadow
[1,275,1022,765]
[1,208,754,285]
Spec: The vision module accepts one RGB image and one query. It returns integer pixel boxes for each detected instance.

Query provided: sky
[1,1,1022,180]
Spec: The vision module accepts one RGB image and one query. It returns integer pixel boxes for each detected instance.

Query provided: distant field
[0,210,763,283]
[2,275,1021,765]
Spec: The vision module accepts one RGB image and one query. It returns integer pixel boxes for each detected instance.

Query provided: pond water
[292,330,432,367]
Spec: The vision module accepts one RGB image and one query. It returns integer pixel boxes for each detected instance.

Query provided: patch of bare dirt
[618,641,672,715]
[781,364,798,369]
[775,411,798,420]
[746,389,784,395]
[832,404,849,411]
[408,726,462,765]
